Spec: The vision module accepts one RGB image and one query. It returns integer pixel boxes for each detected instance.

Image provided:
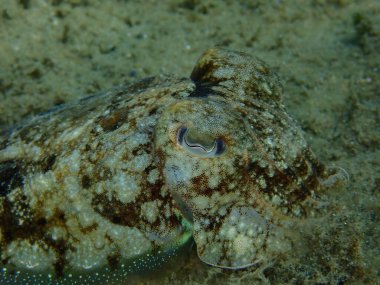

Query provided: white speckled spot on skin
[109,172,140,204]
[141,200,161,223]
[147,168,159,184]
[5,240,57,271]
[128,153,151,172]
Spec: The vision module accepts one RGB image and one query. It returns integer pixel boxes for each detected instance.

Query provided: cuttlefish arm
[192,204,268,269]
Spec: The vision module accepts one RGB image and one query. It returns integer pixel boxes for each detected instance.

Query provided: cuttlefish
[0,48,335,284]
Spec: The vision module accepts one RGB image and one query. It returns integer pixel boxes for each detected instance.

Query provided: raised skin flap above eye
[190,48,283,105]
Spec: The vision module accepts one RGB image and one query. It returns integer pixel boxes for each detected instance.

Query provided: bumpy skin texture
[0,49,326,283]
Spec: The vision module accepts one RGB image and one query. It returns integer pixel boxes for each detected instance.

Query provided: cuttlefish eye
[177,127,225,157]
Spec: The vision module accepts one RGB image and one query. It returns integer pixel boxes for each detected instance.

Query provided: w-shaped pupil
[177,127,225,157]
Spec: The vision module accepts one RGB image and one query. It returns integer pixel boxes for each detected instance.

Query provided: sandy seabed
[0,1,379,284]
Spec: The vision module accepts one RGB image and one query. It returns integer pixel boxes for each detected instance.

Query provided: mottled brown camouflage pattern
[0,49,328,284]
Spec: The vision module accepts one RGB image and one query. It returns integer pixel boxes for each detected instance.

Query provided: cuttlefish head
[155,48,285,269]
[155,98,268,269]
[154,48,325,269]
